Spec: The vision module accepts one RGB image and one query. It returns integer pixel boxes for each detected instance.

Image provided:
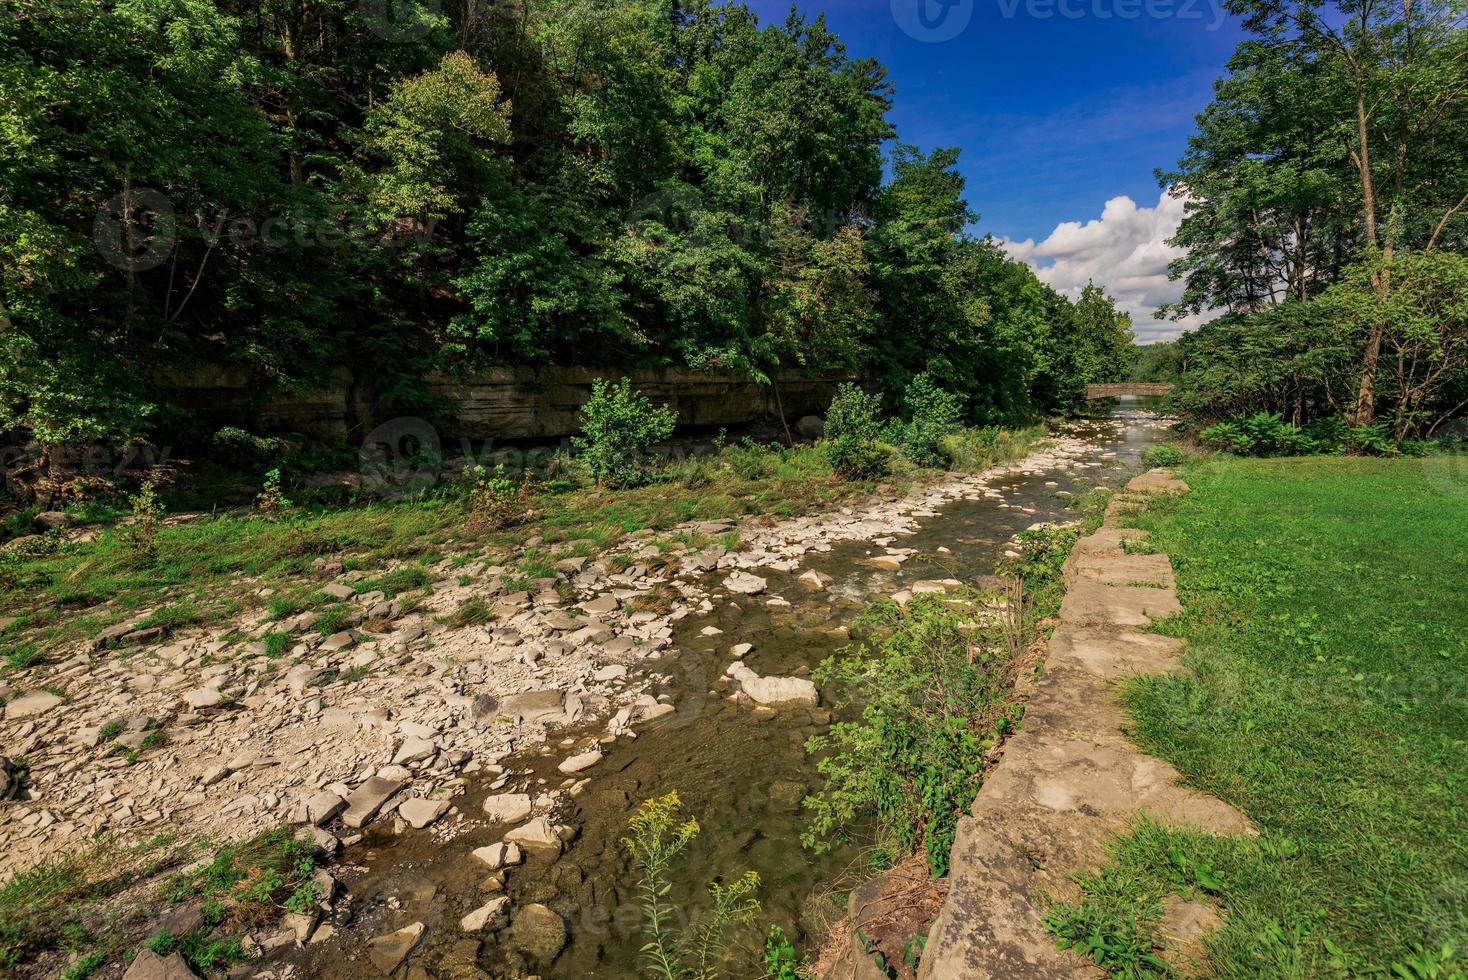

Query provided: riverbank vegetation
[0,0,1135,504]
[1056,457,1468,976]
[0,382,1043,684]
[1157,0,1467,451]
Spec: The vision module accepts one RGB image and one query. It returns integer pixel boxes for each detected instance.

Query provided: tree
[1167,0,1468,422]
[1069,282,1135,384]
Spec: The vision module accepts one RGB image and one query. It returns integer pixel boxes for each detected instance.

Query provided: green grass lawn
[1062,457,1468,977]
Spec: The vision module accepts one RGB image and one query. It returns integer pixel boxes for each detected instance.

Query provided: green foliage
[823,383,888,480]
[125,482,163,565]
[255,469,291,517]
[572,378,678,488]
[1069,281,1136,385]
[1043,900,1170,977]
[463,465,537,531]
[994,524,1080,614]
[898,373,962,467]
[1195,412,1403,458]
[446,596,494,629]
[762,925,804,979]
[1138,445,1186,469]
[621,792,762,980]
[212,428,288,463]
[0,0,1119,447]
[803,593,1020,876]
[60,951,105,980]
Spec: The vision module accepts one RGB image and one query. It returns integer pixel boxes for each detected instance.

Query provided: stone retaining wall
[915,469,1253,978]
[163,365,860,444]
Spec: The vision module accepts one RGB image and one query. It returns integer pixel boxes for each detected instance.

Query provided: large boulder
[795,415,825,439]
[726,663,818,706]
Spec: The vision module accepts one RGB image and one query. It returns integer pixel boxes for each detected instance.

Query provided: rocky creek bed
[0,404,1170,980]
[286,406,1170,980]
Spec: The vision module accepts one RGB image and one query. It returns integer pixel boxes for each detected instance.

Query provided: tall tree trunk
[1350,81,1387,426]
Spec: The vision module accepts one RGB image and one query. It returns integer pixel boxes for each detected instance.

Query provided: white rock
[398,797,449,829]
[557,749,602,774]
[723,571,768,595]
[461,896,510,932]
[481,793,533,823]
[4,691,63,720]
[726,663,818,706]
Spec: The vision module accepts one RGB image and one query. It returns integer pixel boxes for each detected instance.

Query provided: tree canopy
[0,0,1137,447]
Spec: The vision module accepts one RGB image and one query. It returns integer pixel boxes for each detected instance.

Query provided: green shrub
[125,481,163,564]
[1196,411,1410,458]
[802,593,1021,875]
[899,373,962,467]
[1138,444,1186,469]
[823,383,888,479]
[462,464,537,531]
[722,438,782,481]
[255,468,291,516]
[572,378,678,488]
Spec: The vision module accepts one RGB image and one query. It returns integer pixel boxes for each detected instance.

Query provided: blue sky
[745,0,1245,339]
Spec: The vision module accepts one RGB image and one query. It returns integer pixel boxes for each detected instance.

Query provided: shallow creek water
[302,402,1168,979]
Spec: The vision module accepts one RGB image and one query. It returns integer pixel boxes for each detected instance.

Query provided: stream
[299,400,1169,979]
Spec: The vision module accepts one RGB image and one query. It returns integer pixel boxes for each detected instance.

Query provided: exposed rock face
[4,690,63,720]
[398,797,449,829]
[503,817,562,854]
[557,748,602,774]
[725,662,818,706]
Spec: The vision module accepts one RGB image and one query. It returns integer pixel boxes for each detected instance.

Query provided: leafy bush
[211,427,288,463]
[823,383,888,479]
[572,378,678,488]
[1197,412,1405,458]
[722,438,783,481]
[621,792,762,980]
[803,593,1021,875]
[255,468,291,516]
[462,464,537,531]
[899,372,962,466]
[1138,444,1186,469]
[125,481,163,564]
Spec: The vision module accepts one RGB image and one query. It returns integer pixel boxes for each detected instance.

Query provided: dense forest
[0,0,1137,455]
[1159,0,1468,447]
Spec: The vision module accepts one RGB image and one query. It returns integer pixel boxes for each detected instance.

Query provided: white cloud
[999,189,1218,343]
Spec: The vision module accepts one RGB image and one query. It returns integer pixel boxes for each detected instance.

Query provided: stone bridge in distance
[1084,383,1175,399]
